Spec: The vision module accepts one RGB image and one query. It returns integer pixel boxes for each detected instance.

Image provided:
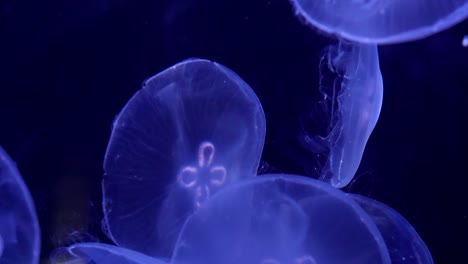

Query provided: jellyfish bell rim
[350,194,434,264]
[290,0,468,45]
[0,146,41,263]
[66,242,170,264]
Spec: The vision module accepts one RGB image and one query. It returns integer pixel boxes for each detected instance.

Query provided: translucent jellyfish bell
[52,243,169,264]
[351,194,434,263]
[299,41,382,188]
[172,174,392,264]
[0,147,40,263]
[102,58,266,257]
[290,0,468,44]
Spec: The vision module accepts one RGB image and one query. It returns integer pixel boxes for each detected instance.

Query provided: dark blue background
[1,0,467,263]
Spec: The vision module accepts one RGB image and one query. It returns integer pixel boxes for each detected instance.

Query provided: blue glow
[51,59,431,264]
[0,147,40,264]
[54,243,168,264]
[299,41,383,188]
[172,174,432,264]
[289,0,468,44]
[351,194,434,263]
[101,58,266,258]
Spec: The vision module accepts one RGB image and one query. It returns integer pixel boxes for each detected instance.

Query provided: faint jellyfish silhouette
[298,41,382,188]
[463,35,468,47]
[51,242,169,264]
[350,194,434,264]
[0,147,40,263]
[171,174,393,264]
[289,0,468,44]
[102,58,266,258]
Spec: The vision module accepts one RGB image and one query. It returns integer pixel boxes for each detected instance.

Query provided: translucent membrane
[172,174,392,264]
[351,194,434,264]
[290,0,468,44]
[102,58,266,257]
[299,41,382,188]
[0,147,40,263]
[52,243,169,264]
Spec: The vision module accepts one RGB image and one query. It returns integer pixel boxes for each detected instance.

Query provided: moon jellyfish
[172,174,392,264]
[351,194,434,264]
[102,58,266,258]
[289,0,468,44]
[299,41,382,188]
[52,243,169,264]
[0,147,40,263]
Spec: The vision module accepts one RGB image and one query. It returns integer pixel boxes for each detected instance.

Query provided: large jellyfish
[289,0,468,44]
[298,41,383,188]
[102,58,266,258]
[172,174,433,264]
[0,147,40,263]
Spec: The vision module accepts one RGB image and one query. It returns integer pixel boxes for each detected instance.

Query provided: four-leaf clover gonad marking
[177,141,227,207]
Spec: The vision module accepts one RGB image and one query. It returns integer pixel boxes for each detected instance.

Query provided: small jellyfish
[102,58,266,258]
[171,174,393,264]
[289,0,468,44]
[0,147,40,263]
[463,35,468,47]
[350,194,434,264]
[52,242,169,264]
[299,41,382,188]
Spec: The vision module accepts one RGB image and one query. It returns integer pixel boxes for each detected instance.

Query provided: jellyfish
[52,243,169,264]
[172,174,385,263]
[350,194,434,264]
[102,58,266,258]
[0,147,40,263]
[289,0,468,44]
[298,41,382,188]
[172,174,432,264]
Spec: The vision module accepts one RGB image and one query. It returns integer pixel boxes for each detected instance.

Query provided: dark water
[0,0,467,262]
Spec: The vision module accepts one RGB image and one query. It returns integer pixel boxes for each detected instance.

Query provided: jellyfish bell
[0,147,40,263]
[172,174,392,264]
[102,58,266,258]
[298,41,382,188]
[350,194,434,264]
[290,0,468,44]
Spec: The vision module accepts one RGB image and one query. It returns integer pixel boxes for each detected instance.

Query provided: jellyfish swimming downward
[297,40,383,188]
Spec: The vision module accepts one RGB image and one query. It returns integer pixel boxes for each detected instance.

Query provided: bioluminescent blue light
[289,0,468,44]
[0,147,40,263]
[172,174,432,264]
[351,194,434,264]
[52,243,169,264]
[102,58,266,258]
[299,41,382,188]
[172,174,385,263]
